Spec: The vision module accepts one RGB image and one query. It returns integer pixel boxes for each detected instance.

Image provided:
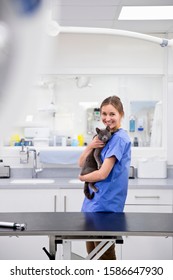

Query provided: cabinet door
[122,205,172,260]
[0,189,56,212]
[0,189,56,260]
[126,189,173,205]
[60,189,84,212]
[0,236,49,260]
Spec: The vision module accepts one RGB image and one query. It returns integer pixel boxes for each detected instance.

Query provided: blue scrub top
[81,128,131,213]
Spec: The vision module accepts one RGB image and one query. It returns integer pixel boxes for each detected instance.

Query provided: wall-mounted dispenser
[87,108,101,135]
[129,101,157,147]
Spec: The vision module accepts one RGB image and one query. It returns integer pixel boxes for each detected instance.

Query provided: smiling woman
[78,95,131,260]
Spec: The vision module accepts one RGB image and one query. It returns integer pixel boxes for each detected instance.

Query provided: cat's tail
[84,182,95,200]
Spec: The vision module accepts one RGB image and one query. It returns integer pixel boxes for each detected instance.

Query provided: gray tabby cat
[80,126,112,200]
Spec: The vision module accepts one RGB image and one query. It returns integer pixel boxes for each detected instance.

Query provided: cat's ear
[96,127,100,134]
[106,126,110,131]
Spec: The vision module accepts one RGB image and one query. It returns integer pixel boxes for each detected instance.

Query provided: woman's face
[101,104,122,132]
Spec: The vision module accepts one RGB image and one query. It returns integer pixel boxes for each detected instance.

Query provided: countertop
[0,177,173,190]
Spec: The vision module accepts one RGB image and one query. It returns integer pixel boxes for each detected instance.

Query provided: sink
[68,179,82,184]
[10,179,55,184]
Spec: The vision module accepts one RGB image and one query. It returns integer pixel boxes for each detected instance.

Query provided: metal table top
[0,212,173,237]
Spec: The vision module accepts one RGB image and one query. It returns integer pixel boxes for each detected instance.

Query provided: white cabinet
[0,189,56,212]
[59,188,84,212]
[0,188,56,260]
[125,189,173,205]
[123,189,173,260]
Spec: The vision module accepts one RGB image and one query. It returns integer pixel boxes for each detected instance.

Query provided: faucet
[28,148,43,178]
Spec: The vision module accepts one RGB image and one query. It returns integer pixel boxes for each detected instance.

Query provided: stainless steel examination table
[0,212,173,260]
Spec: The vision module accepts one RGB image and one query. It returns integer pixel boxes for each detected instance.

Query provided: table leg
[62,240,71,260]
[86,240,115,260]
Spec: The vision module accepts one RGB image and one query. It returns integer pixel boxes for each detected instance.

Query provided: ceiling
[50,0,173,35]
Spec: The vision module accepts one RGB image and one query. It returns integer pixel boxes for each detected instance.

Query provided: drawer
[126,189,173,205]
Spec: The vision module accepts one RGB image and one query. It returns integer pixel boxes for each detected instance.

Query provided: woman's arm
[78,136,105,167]
[79,156,116,182]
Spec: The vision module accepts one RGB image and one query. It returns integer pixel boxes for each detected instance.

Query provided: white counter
[0,177,173,189]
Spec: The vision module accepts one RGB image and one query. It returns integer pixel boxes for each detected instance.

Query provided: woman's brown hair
[100,96,124,117]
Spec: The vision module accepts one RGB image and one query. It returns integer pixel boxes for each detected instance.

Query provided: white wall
[167,81,173,165]
[167,35,173,165]
[39,33,165,74]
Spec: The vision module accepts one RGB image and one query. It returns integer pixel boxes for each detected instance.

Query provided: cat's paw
[92,186,98,192]
[85,193,95,200]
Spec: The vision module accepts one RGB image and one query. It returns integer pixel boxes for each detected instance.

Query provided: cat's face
[96,126,112,143]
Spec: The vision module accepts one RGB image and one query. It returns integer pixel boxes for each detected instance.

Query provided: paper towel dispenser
[137,158,167,178]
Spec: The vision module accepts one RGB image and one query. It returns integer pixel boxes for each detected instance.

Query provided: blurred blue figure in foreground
[0,0,47,145]
[10,0,42,14]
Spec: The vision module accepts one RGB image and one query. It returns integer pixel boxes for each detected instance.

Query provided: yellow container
[77,134,84,146]
[10,134,20,146]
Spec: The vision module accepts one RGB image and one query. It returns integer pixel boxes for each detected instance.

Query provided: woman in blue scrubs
[78,95,131,259]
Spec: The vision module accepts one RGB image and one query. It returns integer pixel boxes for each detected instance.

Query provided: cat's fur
[80,126,112,200]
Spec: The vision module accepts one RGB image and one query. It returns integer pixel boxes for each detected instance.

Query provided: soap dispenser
[129,115,136,132]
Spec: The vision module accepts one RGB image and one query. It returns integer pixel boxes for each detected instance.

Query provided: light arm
[57,25,173,48]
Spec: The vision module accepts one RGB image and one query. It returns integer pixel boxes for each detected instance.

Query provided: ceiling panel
[53,6,119,20]
[52,0,122,6]
[50,0,173,34]
[113,20,173,33]
[121,0,173,5]
[57,20,115,28]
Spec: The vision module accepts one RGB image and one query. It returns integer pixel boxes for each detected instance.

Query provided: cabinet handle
[54,195,57,212]
[64,195,67,212]
[134,196,160,199]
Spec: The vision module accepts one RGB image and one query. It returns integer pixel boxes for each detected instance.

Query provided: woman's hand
[78,174,85,181]
[78,136,105,168]
[88,136,105,149]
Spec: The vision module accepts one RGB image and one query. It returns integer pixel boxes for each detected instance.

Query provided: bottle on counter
[67,137,72,146]
[129,115,136,132]
[133,137,139,147]
[61,137,67,146]
[53,135,57,146]
[71,136,79,146]
[137,118,145,146]
[77,134,84,146]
